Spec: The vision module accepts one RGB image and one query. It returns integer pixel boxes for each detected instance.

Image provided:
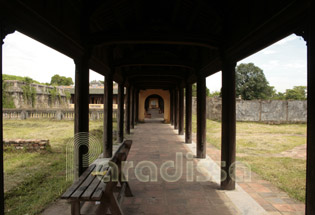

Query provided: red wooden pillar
[125,85,131,134]
[104,73,113,157]
[221,60,236,190]
[197,76,206,158]
[306,2,315,213]
[185,83,192,143]
[117,82,124,143]
[74,53,90,176]
[178,87,184,135]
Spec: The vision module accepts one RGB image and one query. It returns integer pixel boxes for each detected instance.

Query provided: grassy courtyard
[2,117,306,214]
[3,119,112,215]
[191,115,306,202]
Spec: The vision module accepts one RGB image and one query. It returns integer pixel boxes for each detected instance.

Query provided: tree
[50,74,73,86]
[192,83,211,97]
[285,86,307,100]
[236,63,274,100]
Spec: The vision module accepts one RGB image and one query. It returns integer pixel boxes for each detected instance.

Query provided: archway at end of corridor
[144,94,164,121]
[138,89,170,123]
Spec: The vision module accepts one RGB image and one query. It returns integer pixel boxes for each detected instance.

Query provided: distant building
[65,83,120,108]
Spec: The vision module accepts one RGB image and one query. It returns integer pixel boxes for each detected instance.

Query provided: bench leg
[71,200,80,215]
[109,192,123,215]
[96,184,124,215]
[123,182,133,197]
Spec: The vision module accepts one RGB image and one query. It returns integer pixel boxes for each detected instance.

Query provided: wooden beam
[178,87,184,135]
[115,58,195,71]
[220,60,236,190]
[74,54,90,176]
[117,82,124,143]
[125,85,131,134]
[185,83,192,143]
[197,76,206,158]
[306,2,315,213]
[88,32,220,49]
[104,73,113,157]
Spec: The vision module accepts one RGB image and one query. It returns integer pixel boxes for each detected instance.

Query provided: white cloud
[273,35,297,46]
[261,49,276,55]
[206,71,221,92]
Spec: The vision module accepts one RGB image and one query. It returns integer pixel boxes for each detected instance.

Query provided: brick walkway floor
[42,118,305,215]
[121,121,240,215]
[206,143,305,215]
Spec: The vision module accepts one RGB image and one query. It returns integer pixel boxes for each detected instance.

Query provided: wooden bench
[61,140,133,215]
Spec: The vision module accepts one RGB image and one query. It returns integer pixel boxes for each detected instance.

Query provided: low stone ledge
[3,139,50,151]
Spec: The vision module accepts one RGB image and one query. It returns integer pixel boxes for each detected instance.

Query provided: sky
[3,31,307,93]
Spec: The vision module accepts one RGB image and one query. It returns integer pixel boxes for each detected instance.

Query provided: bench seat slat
[70,164,105,199]
[61,164,96,199]
[91,168,113,201]
[81,166,109,200]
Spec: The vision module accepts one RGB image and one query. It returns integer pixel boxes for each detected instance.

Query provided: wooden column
[221,60,236,190]
[174,89,179,129]
[170,90,174,125]
[0,25,5,215]
[306,3,315,213]
[131,86,135,129]
[173,89,176,128]
[104,73,113,158]
[125,85,131,134]
[74,54,90,176]
[135,89,139,123]
[178,87,184,135]
[185,83,192,143]
[197,76,206,158]
[117,82,124,143]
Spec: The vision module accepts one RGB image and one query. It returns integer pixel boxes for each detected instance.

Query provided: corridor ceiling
[1,0,309,89]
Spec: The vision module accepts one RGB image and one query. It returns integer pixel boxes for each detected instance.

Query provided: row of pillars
[170,67,235,190]
[75,66,139,176]
[1,10,315,212]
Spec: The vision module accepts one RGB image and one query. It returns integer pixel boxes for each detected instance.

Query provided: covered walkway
[1,1,315,214]
[121,121,239,215]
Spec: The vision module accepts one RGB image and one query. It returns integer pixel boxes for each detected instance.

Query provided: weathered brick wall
[3,139,50,151]
[3,80,70,109]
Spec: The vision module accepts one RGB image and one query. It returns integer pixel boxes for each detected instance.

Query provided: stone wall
[3,139,50,151]
[192,97,307,123]
[3,109,118,121]
[3,80,70,109]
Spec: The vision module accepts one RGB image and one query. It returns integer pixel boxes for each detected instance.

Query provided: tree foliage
[236,63,274,100]
[50,74,73,86]
[192,83,211,97]
[272,86,307,100]
[2,74,40,84]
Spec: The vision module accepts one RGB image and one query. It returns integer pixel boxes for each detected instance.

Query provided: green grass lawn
[3,119,115,215]
[3,116,307,214]
[191,115,306,202]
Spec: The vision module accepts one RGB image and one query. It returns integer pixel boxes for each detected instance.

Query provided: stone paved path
[121,120,240,215]
[42,119,305,215]
[206,144,305,215]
